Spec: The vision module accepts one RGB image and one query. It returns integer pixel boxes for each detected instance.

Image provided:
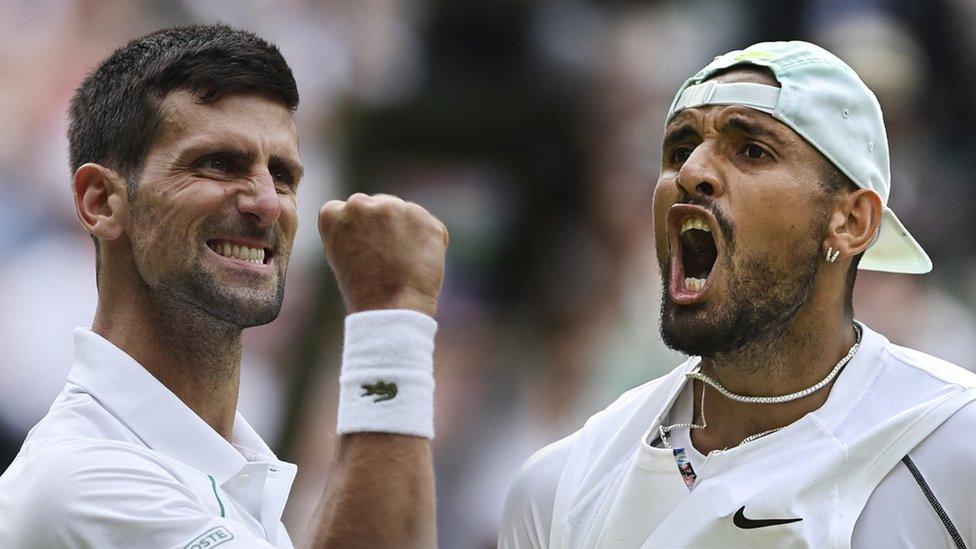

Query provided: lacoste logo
[361,381,398,402]
[184,526,234,548]
[732,506,803,529]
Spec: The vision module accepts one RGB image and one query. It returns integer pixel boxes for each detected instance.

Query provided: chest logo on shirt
[362,381,398,402]
[732,506,803,529]
[184,526,234,548]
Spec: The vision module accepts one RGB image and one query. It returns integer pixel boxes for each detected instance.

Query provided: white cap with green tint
[666,41,932,274]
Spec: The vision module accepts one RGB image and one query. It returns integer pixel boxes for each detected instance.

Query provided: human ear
[824,188,883,260]
[72,163,128,242]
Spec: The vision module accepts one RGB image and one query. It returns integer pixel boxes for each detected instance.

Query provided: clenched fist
[318,193,449,317]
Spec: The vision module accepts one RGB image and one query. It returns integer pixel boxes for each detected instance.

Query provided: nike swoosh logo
[732,506,803,529]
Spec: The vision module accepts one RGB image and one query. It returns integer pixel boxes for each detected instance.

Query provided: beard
[160,253,288,328]
[659,205,825,358]
[131,209,290,330]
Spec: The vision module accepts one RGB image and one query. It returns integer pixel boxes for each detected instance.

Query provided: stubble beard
[659,215,825,359]
[130,208,290,331]
[166,254,288,329]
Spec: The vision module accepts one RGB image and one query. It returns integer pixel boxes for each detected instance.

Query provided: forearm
[311,194,447,548]
[309,433,435,548]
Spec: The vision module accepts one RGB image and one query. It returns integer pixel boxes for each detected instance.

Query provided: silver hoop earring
[826,247,840,263]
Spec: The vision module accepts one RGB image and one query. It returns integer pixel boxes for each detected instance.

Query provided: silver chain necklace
[658,382,707,449]
[686,324,862,405]
[659,324,862,449]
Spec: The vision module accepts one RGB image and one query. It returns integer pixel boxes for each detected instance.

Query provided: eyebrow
[180,144,304,181]
[717,114,787,147]
[269,154,304,181]
[662,122,700,152]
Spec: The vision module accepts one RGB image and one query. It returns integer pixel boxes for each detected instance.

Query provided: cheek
[279,197,299,238]
[730,192,823,255]
[652,178,677,233]
[131,184,226,243]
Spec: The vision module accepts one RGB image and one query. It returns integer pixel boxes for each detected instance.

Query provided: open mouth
[668,205,720,303]
[206,239,274,266]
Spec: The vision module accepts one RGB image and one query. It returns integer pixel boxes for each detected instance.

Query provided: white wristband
[336,309,437,438]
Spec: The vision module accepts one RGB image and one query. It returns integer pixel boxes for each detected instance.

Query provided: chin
[202,287,285,328]
[172,269,287,329]
[660,298,739,358]
[659,273,815,359]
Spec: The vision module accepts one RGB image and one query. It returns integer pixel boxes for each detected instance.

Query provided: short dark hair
[68,24,299,184]
[819,161,863,316]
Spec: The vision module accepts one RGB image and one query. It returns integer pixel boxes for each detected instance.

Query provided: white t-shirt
[0,329,298,548]
[500,322,976,548]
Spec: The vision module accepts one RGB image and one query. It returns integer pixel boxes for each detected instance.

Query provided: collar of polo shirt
[68,327,297,533]
[69,329,279,484]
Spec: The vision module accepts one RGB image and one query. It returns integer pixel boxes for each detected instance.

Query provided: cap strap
[671,82,781,117]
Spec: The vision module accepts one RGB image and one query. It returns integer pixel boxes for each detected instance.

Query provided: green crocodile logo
[361,381,398,402]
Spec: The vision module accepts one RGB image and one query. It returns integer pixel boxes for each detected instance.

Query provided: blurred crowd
[2,1,975,547]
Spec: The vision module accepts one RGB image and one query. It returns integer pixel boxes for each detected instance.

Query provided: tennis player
[499,41,976,548]
[0,25,447,548]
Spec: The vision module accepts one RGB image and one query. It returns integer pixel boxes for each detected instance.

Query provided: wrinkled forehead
[154,90,300,153]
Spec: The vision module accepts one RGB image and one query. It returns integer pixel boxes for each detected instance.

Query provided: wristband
[336,309,437,438]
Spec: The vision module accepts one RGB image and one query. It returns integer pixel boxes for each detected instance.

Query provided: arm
[311,434,434,548]
[308,193,448,548]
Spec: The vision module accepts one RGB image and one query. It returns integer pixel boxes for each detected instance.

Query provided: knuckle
[320,200,343,215]
[346,193,371,209]
[373,193,404,203]
[405,201,429,218]
[439,222,450,246]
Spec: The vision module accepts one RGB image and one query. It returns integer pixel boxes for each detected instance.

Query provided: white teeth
[680,216,711,235]
[685,277,706,292]
[212,240,266,264]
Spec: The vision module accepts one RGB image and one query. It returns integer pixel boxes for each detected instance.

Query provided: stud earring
[825,246,840,263]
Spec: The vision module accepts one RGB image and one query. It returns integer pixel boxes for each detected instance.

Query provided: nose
[676,142,724,199]
[237,173,281,228]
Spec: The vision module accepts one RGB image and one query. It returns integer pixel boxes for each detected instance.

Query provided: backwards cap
[667,41,931,274]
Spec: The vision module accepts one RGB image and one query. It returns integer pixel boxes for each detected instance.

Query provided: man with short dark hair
[0,25,447,548]
[500,41,976,547]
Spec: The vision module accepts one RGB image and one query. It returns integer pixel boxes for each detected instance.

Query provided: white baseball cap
[666,41,932,274]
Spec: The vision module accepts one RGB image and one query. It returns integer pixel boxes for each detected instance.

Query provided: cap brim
[859,208,932,274]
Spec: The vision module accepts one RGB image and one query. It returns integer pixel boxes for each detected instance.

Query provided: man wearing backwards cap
[499,41,976,548]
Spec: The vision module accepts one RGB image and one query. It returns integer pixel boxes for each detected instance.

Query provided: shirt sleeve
[498,434,576,549]
[853,400,976,548]
[0,439,280,549]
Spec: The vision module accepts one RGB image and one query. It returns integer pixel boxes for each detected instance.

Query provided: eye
[671,146,693,164]
[199,156,233,173]
[272,170,291,184]
[741,143,769,160]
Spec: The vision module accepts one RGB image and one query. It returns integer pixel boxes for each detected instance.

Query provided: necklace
[685,324,862,405]
[658,382,707,449]
[658,324,862,449]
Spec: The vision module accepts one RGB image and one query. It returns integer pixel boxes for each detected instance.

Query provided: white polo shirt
[0,328,297,548]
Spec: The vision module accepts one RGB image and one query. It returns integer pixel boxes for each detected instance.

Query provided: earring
[825,246,840,263]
